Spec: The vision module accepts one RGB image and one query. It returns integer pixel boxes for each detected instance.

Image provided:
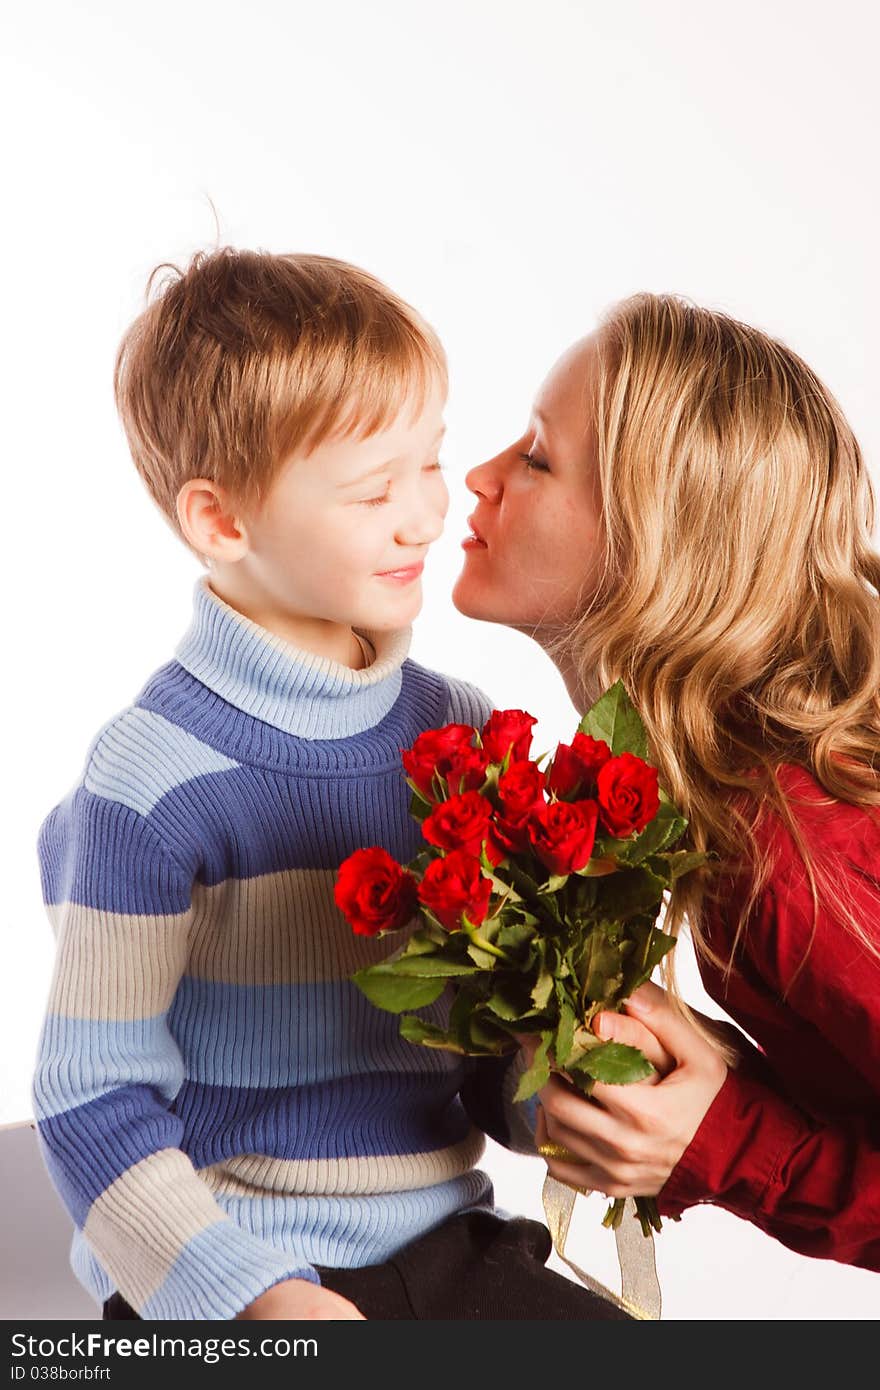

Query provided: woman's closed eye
[518,452,550,473]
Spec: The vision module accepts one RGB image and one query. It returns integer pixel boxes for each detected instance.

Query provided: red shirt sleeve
[657,798,880,1271]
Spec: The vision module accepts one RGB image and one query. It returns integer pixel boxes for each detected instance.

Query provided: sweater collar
[174,579,411,739]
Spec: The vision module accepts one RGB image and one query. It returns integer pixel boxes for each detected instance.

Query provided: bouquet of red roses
[334,681,708,1237]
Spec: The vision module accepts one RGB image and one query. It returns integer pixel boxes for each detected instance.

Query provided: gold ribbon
[541,1175,662,1320]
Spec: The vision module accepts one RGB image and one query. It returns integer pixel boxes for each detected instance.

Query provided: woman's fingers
[592,1003,674,1081]
[535,1104,597,1195]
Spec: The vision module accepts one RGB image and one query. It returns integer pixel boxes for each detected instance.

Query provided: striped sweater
[34,579,538,1320]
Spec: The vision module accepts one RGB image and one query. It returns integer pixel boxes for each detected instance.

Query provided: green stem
[602,1195,663,1237]
[465,926,513,964]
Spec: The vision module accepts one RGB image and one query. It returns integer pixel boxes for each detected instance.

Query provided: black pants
[103,1209,630,1321]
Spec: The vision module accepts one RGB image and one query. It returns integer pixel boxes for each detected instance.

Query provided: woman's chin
[451,577,507,625]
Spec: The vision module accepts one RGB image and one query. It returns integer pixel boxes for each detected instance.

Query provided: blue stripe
[210,1171,495,1270]
[137,658,449,775]
[167,976,461,1089]
[37,1089,184,1225]
[176,1075,472,1169]
[33,1014,185,1121]
[144,759,426,884]
[37,789,193,913]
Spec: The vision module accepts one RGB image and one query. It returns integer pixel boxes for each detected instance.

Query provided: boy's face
[237,379,449,633]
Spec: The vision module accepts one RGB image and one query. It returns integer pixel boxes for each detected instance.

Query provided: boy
[34,249,628,1321]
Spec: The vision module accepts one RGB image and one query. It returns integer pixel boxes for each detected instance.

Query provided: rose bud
[497,759,546,821]
[417,848,493,931]
[442,744,491,796]
[547,734,612,800]
[334,847,419,937]
[481,709,538,765]
[492,815,532,855]
[527,799,599,876]
[401,724,478,799]
[596,752,660,838]
[422,791,504,865]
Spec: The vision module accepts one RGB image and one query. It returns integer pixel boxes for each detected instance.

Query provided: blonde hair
[559,293,880,1036]
[114,248,447,542]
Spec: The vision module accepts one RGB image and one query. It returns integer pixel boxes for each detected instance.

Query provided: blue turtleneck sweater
[33,580,538,1320]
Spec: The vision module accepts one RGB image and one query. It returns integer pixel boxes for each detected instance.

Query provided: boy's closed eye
[359,459,445,507]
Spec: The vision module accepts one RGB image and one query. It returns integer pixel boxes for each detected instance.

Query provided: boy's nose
[396,488,448,547]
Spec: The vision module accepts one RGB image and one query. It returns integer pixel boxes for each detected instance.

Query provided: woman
[453,294,880,1271]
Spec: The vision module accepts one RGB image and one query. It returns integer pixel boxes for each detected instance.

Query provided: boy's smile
[189,378,449,666]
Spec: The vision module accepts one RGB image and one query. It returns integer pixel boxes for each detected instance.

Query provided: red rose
[417,849,493,930]
[547,734,612,800]
[401,724,478,799]
[442,744,491,796]
[596,753,660,838]
[334,847,419,937]
[497,760,546,821]
[492,815,532,855]
[481,709,538,765]
[527,799,599,875]
[422,791,504,865]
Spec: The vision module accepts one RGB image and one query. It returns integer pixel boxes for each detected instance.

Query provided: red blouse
[656,764,880,1270]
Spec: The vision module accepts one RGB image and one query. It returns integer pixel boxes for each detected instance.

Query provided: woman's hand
[528,981,729,1198]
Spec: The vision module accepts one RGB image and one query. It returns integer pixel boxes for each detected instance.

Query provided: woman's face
[453,334,604,636]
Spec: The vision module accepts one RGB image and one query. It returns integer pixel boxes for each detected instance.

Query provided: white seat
[0,1120,98,1320]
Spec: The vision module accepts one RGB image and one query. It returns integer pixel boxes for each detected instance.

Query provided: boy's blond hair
[114,248,447,539]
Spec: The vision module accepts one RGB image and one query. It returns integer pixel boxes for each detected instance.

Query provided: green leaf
[540,873,570,894]
[467,941,499,969]
[613,802,687,866]
[399,1014,467,1052]
[466,1012,513,1053]
[378,955,479,978]
[574,856,621,878]
[620,921,677,995]
[531,969,554,1010]
[496,919,537,952]
[352,968,447,1014]
[577,680,649,759]
[534,891,563,923]
[577,931,626,1004]
[595,865,666,920]
[408,788,433,823]
[485,983,528,1021]
[577,1040,655,1085]
[513,1031,553,1102]
[402,929,443,957]
[653,849,711,882]
[566,1025,600,1066]
[554,992,576,1070]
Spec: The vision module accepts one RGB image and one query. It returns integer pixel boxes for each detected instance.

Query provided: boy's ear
[176,479,251,561]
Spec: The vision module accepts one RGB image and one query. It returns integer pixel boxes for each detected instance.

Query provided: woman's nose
[465,457,503,501]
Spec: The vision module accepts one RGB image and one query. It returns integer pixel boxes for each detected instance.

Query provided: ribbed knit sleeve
[33,786,317,1320]
[442,676,494,731]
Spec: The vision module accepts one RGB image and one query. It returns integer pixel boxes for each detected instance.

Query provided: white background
[3,0,878,1318]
